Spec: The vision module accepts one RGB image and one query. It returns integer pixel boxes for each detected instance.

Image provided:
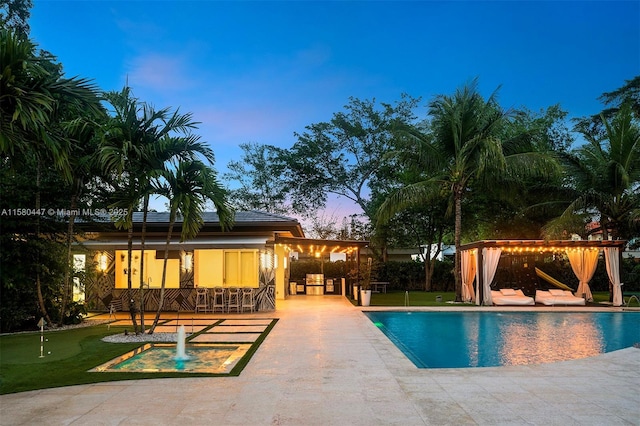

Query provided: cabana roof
[459,239,626,252]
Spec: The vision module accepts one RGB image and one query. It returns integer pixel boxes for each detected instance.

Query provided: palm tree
[379,80,506,301]
[100,87,215,333]
[1,29,100,176]
[148,159,233,334]
[547,103,640,240]
[1,29,100,325]
[378,79,561,302]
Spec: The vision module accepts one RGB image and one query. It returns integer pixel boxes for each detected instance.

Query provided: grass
[0,320,276,395]
[367,291,463,306]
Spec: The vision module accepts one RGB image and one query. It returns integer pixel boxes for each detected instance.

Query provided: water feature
[90,343,252,373]
[174,325,190,361]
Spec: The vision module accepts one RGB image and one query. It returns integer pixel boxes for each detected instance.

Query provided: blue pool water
[366,311,640,368]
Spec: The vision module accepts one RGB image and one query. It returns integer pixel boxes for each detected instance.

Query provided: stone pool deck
[1,296,638,425]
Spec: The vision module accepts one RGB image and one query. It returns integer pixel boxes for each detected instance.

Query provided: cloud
[124,53,198,94]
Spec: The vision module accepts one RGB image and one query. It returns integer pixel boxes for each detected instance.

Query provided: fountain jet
[174,325,190,361]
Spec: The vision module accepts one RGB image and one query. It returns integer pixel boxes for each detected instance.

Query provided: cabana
[459,240,626,306]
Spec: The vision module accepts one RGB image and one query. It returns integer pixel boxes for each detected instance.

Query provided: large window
[194,249,259,288]
[114,250,180,289]
[224,250,258,287]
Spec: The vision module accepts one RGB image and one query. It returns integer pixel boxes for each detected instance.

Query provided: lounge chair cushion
[499,288,517,296]
[548,289,565,296]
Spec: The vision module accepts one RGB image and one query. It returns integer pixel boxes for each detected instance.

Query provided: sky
[29,0,640,219]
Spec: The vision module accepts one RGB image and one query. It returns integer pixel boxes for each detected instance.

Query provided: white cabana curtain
[461,249,476,303]
[566,248,599,302]
[481,248,502,306]
[603,247,622,306]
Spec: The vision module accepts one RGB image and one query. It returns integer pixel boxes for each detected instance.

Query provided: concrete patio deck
[1,296,638,425]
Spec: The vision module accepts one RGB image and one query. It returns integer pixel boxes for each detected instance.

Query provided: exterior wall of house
[83,247,276,312]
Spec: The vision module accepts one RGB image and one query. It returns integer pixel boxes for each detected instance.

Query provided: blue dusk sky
[29,1,639,218]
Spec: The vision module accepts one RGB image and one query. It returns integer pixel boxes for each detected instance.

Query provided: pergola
[458,240,627,306]
[273,236,369,257]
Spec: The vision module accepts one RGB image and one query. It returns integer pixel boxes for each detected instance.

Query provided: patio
[0,296,638,425]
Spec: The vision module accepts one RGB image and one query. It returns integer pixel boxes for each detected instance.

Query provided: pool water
[366,311,640,368]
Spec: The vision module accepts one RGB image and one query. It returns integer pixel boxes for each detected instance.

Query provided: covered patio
[459,240,627,306]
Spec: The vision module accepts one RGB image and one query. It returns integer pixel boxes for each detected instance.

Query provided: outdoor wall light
[98,253,108,271]
[182,252,193,272]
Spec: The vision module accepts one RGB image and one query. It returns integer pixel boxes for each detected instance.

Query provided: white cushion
[548,289,565,296]
[499,288,517,296]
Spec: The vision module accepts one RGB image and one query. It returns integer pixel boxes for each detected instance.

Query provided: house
[75,211,367,312]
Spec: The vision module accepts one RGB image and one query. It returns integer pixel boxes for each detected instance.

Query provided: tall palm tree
[547,103,640,240]
[1,29,100,325]
[148,159,233,334]
[100,87,215,333]
[379,80,506,301]
[378,79,561,302]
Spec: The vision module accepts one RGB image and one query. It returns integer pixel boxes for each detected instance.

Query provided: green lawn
[366,291,464,306]
[0,324,255,395]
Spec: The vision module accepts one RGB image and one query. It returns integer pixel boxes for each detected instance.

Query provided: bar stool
[212,287,226,313]
[241,287,255,312]
[195,288,209,313]
[227,287,241,313]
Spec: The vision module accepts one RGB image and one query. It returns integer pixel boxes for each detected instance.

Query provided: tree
[148,159,233,333]
[0,29,100,177]
[473,105,573,239]
[546,102,640,240]
[224,142,293,215]
[282,95,419,220]
[575,75,640,138]
[100,86,215,333]
[1,29,100,326]
[57,106,107,326]
[0,0,32,36]
[378,79,561,302]
[379,80,506,301]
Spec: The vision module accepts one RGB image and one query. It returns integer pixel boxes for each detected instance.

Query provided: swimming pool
[366,311,640,368]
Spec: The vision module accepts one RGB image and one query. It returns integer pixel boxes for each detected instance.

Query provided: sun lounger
[491,288,535,306]
[535,289,585,306]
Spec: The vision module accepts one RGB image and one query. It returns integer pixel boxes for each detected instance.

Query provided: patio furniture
[195,288,209,312]
[490,288,535,306]
[370,281,389,293]
[227,287,241,313]
[241,287,255,313]
[212,287,226,312]
[535,289,585,306]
